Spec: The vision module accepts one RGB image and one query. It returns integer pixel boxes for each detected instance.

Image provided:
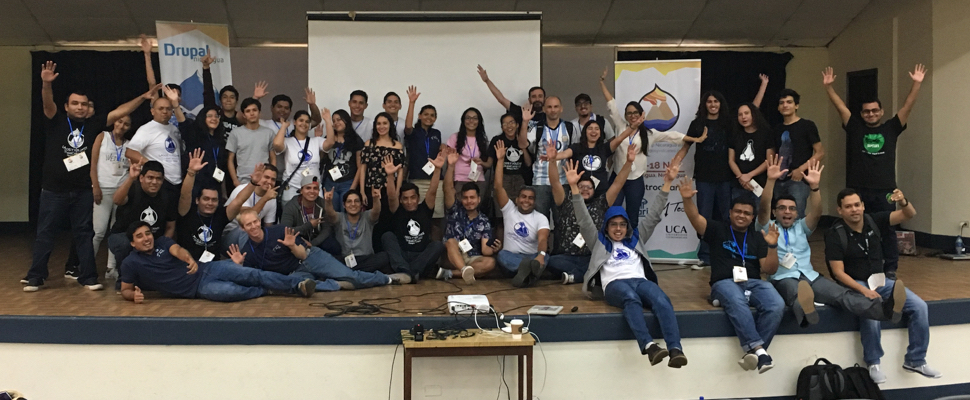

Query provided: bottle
[957,236,965,255]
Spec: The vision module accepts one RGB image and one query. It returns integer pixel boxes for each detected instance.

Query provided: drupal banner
[614,60,701,263]
[156,21,232,117]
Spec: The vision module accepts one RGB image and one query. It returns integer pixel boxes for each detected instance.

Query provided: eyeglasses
[501,121,518,127]
[608,221,628,228]
[861,109,881,115]
[625,111,641,117]
[775,205,797,212]
[578,184,594,190]
[464,116,480,121]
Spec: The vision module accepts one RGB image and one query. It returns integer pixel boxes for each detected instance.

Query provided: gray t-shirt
[336,211,377,258]
[227,125,275,184]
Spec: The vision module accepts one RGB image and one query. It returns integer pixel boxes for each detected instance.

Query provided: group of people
[27,43,937,382]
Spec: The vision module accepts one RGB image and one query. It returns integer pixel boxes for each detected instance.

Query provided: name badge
[572,233,586,248]
[459,239,473,253]
[329,167,343,180]
[733,266,748,282]
[749,180,764,197]
[867,272,886,290]
[212,168,225,182]
[301,168,311,177]
[780,253,796,269]
[63,152,89,171]
[422,161,436,175]
[467,163,480,181]
[590,176,601,188]
[344,254,357,268]
[199,251,215,263]
[112,162,126,176]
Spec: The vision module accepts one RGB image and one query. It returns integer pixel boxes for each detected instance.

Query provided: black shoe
[642,343,668,366]
[885,270,898,280]
[885,279,907,323]
[757,354,774,374]
[667,348,688,368]
[511,259,533,288]
[298,279,316,298]
[64,268,80,280]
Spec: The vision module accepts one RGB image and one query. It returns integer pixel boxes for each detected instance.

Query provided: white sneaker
[105,268,119,281]
[868,364,887,384]
[23,285,40,292]
[561,273,574,285]
[903,363,942,379]
[461,266,476,284]
[435,267,453,281]
[85,283,104,291]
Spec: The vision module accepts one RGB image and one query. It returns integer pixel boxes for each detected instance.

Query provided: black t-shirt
[42,113,108,192]
[176,204,230,261]
[844,115,905,189]
[243,224,309,275]
[487,135,529,176]
[771,119,821,181]
[404,126,442,180]
[731,128,770,188]
[824,211,890,282]
[687,119,733,182]
[181,120,229,189]
[323,134,364,184]
[393,202,434,252]
[702,220,768,285]
[120,236,201,299]
[508,101,546,132]
[569,142,613,197]
[111,183,177,236]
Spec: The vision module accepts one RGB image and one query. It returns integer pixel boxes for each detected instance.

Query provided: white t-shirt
[260,118,294,137]
[600,241,645,291]
[279,135,325,201]
[96,132,130,189]
[500,200,549,255]
[222,183,278,233]
[393,117,405,138]
[128,120,182,185]
[350,117,373,139]
[606,99,686,179]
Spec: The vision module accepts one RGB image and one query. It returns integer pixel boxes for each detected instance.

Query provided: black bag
[843,364,885,399]
[795,358,849,400]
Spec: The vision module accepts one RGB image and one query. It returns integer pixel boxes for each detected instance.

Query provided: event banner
[155,21,232,118]
[614,59,701,263]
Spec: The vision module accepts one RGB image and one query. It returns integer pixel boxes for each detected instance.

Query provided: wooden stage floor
[2,232,968,318]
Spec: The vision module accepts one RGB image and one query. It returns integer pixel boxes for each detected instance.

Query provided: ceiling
[0,0,871,47]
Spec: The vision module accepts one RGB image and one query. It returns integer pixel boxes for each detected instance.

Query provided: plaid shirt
[531,122,570,186]
[444,202,491,256]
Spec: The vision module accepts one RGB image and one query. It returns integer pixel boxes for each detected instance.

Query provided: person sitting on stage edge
[574,157,688,367]
[120,221,315,303]
[681,177,783,374]
[493,139,550,288]
[383,152,448,283]
[439,148,500,284]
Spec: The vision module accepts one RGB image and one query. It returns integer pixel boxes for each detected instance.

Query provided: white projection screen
[308,12,541,143]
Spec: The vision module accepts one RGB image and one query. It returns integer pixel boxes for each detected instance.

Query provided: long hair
[455,107,487,157]
[369,111,399,146]
[332,109,363,151]
[416,104,437,129]
[624,101,651,155]
[733,102,771,136]
[196,105,226,146]
[694,90,732,131]
[581,119,606,147]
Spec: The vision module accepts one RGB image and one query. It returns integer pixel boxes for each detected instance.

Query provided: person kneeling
[119,221,314,303]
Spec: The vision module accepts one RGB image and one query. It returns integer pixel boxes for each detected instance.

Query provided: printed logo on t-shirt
[164,137,177,153]
[582,155,603,171]
[614,247,631,260]
[154,248,166,257]
[513,221,530,237]
[740,139,755,161]
[405,219,425,245]
[332,147,354,176]
[504,147,523,171]
[722,240,756,260]
[141,206,158,226]
[194,225,214,246]
[68,129,84,149]
[298,149,313,162]
[863,133,885,155]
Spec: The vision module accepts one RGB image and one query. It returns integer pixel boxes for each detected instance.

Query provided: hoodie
[574,190,669,300]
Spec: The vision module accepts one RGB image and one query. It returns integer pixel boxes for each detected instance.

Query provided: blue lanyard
[425,136,431,158]
[248,229,268,264]
[345,214,362,241]
[67,117,85,143]
[293,136,309,159]
[782,227,790,249]
[464,140,476,159]
[198,210,213,249]
[730,228,749,264]
[334,143,343,160]
[463,217,478,239]
[354,119,364,132]
[109,133,123,161]
[211,146,219,161]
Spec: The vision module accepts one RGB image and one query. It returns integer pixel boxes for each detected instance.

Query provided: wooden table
[401,329,535,400]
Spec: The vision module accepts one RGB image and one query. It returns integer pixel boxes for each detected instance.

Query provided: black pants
[855,187,899,274]
[381,232,445,282]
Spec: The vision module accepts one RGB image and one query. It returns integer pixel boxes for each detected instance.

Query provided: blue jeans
[324,179,353,212]
[532,185,554,223]
[854,279,930,366]
[546,254,590,280]
[605,278,682,351]
[496,250,538,274]
[711,279,785,352]
[28,189,98,285]
[694,181,731,264]
[773,179,810,218]
[611,173,646,221]
[293,247,389,289]
[195,260,308,302]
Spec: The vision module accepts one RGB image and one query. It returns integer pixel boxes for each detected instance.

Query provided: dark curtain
[617,50,794,126]
[29,50,161,225]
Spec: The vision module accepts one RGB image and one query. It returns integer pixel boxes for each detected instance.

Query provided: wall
[0,47,32,222]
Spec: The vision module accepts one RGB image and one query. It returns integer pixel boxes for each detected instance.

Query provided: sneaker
[460,266,476,285]
[690,261,710,271]
[298,279,316,297]
[530,259,546,280]
[84,283,104,291]
[757,354,774,373]
[23,278,44,292]
[64,268,80,280]
[868,364,887,384]
[436,267,453,281]
[903,363,942,379]
[797,280,819,325]
[105,268,119,281]
[885,270,898,281]
[667,348,688,368]
[738,353,758,371]
[19,278,29,284]
[511,259,533,288]
[886,279,907,324]
[337,280,356,290]
[642,343,668,366]
[561,273,574,285]
[389,273,412,285]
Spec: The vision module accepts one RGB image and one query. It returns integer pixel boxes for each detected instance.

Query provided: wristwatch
[539,251,546,256]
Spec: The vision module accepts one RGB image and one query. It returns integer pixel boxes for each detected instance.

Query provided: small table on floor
[401,329,535,400]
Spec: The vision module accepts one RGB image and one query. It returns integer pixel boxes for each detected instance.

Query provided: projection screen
[308,12,542,143]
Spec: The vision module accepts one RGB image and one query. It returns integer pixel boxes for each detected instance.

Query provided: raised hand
[822,67,836,86]
[447,149,460,165]
[803,160,824,188]
[765,154,788,181]
[677,177,697,199]
[321,107,332,125]
[133,286,144,304]
[543,141,557,162]
[40,61,59,83]
[277,227,299,247]
[139,34,152,53]
[564,160,584,186]
[430,151,446,169]
[522,103,535,123]
[227,244,247,265]
[200,53,214,69]
[188,148,208,173]
[143,83,164,101]
[407,85,420,103]
[371,188,382,201]
[250,163,265,184]
[759,73,769,85]
[663,162,680,184]
[129,159,144,177]
[323,187,335,202]
[600,67,608,82]
[626,143,638,163]
[476,65,489,82]
[304,87,316,105]
[382,154,399,175]
[494,141,506,161]
[909,64,927,83]
[253,81,269,100]
[162,84,180,104]
[762,222,780,246]
[889,188,906,203]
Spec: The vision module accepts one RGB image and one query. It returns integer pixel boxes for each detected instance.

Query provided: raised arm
[271,120,290,154]
[606,144,637,205]
[638,162,679,245]
[226,165,264,221]
[180,149,208,216]
[493,141,510,208]
[162,85,186,123]
[753,74,768,107]
[384,155,401,213]
[40,61,59,119]
[443,149,459,209]
[477,65,511,110]
[404,85,419,134]
[114,161,143,206]
[369,188,382,221]
[678,177,707,236]
[888,189,917,226]
[322,187,338,225]
[802,160,824,231]
[252,80,268,101]
[548,143,565,206]
[518,104,534,164]
[107,84,161,126]
[141,35,157,93]
[897,64,926,126]
[425,151,446,209]
[568,168,597,247]
[758,155,787,226]
[305,88,323,128]
[201,54,216,109]
[599,67,614,102]
[822,67,852,126]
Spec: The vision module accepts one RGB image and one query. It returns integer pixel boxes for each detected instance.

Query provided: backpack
[795,358,884,400]
[833,214,881,252]
[843,364,885,399]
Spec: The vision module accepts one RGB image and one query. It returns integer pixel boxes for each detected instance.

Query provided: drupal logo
[514,222,529,237]
[165,137,176,153]
[615,248,631,260]
[164,44,210,59]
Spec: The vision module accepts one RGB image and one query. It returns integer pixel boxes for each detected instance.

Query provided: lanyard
[67,117,85,143]
[354,119,364,132]
[345,214,362,241]
[301,201,320,223]
[248,229,268,264]
[782,227,790,249]
[252,192,257,206]
[425,135,431,158]
[293,136,310,160]
[109,133,123,161]
[730,228,749,265]
[464,139,476,159]
[198,210,214,249]
[334,143,343,161]
[463,217,478,239]
[857,234,870,256]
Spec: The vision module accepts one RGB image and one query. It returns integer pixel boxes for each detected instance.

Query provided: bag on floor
[843,364,885,399]
[795,358,849,400]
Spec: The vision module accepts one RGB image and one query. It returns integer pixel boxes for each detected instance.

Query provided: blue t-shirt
[243,224,308,275]
[759,218,818,281]
[120,236,201,299]
[405,126,442,180]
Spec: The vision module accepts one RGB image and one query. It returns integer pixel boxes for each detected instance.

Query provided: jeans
[605,278,683,351]
[316,235,344,260]
[324,179,353,212]
[856,188,899,275]
[196,259,308,302]
[854,279,929,366]
[711,279,785,352]
[695,180,731,263]
[772,274,886,327]
[382,232,445,282]
[611,173,646,222]
[532,185,554,226]
[27,189,98,285]
[773,179,810,218]
[545,254,590,280]
[496,250,539,274]
[293,247,389,289]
